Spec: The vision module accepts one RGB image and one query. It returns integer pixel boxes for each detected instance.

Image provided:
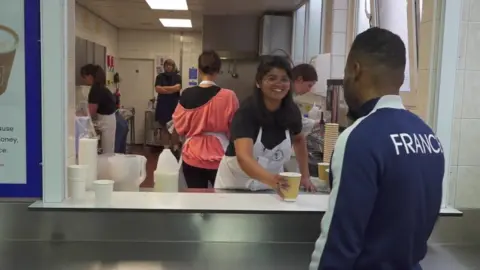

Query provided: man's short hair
[349,27,406,71]
[292,64,318,81]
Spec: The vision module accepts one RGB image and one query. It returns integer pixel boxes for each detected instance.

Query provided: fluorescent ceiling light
[159,18,192,28]
[145,0,188,10]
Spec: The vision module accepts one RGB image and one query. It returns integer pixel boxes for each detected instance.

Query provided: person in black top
[214,56,316,194]
[155,59,182,155]
[80,64,117,153]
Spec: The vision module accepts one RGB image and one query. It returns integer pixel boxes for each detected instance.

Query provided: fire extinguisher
[113,72,121,108]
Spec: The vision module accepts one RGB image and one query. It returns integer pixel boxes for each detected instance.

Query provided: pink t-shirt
[173,88,239,169]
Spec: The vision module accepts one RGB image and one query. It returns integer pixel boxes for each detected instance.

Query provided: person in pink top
[173,50,239,188]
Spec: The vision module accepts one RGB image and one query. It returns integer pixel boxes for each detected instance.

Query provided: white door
[117,59,154,144]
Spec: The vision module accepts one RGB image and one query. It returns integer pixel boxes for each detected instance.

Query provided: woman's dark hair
[253,55,299,129]
[80,64,106,86]
[292,63,318,81]
[198,50,221,75]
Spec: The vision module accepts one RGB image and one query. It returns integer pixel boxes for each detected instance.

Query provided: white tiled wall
[450,0,480,208]
[75,4,118,57]
[330,0,348,79]
[118,30,203,88]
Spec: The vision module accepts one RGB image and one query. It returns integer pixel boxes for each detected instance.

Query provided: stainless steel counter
[0,202,478,269]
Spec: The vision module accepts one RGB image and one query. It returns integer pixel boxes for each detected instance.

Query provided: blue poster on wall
[0,0,42,197]
[188,67,198,86]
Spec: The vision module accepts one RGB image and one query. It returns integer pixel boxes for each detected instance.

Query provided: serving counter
[29,191,462,216]
[30,192,329,213]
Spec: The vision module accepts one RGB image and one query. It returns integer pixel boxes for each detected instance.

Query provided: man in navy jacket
[310,27,445,270]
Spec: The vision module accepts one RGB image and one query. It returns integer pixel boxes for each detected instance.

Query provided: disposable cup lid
[94,180,114,185]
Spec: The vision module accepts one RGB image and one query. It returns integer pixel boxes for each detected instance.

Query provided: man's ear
[353,62,362,82]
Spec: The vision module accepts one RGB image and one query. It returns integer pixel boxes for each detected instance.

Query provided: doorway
[117,59,155,145]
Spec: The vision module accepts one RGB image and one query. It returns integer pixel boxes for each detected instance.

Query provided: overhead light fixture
[159,18,192,28]
[145,0,188,10]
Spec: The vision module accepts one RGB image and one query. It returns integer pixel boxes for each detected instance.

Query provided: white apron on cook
[214,127,292,191]
[178,132,229,190]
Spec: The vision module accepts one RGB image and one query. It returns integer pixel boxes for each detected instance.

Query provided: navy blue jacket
[155,72,182,125]
[310,95,444,270]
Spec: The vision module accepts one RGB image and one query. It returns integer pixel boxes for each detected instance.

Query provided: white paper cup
[68,164,88,179]
[69,178,86,201]
[93,180,114,207]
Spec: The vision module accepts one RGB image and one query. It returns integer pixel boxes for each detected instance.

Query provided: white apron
[96,113,116,154]
[214,128,292,191]
[178,132,229,189]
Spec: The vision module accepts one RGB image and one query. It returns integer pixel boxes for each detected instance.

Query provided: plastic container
[153,171,179,192]
[108,154,146,191]
[154,149,180,192]
[308,103,322,120]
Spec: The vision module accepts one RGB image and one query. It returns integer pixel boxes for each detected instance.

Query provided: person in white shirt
[292,64,320,134]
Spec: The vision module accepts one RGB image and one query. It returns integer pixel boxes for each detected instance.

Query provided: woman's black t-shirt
[225,96,302,157]
[88,84,117,115]
[180,85,221,109]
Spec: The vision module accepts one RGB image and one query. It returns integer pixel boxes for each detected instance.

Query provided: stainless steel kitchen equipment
[144,109,162,147]
[326,79,344,124]
[119,107,135,150]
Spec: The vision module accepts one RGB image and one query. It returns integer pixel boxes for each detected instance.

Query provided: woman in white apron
[214,56,315,195]
[80,64,117,153]
[172,50,239,188]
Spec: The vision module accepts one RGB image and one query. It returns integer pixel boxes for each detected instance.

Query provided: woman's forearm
[293,135,310,177]
[155,86,168,94]
[162,84,181,93]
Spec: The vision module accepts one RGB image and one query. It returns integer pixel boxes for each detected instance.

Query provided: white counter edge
[28,191,462,216]
[29,191,329,213]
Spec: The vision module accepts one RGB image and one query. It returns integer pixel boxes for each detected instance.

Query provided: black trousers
[182,161,217,188]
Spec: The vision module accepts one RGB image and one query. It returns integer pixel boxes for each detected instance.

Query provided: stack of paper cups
[78,137,98,190]
[323,123,339,163]
[68,165,87,200]
[93,180,115,207]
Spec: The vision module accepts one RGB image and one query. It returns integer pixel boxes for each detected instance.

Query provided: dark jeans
[182,161,217,188]
[115,111,129,154]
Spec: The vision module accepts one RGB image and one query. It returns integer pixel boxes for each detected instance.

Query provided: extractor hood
[258,15,293,57]
[202,14,293,60]
[202,15,259,60]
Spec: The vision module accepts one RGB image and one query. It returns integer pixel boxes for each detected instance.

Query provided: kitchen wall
[450,0,480,209]
[215,60,259,102]
[72,4,202,157]
[202,15,261,101]
[75,4,118,57]
[117,30,203,91]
